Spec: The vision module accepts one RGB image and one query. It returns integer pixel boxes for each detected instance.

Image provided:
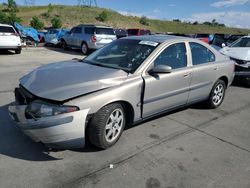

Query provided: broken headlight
[25,100,79,118]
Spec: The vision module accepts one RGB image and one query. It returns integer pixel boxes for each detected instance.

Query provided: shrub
[96,11,108,22]
[30,16,44,30]
[140,16,149,26]
[51,16,62,28]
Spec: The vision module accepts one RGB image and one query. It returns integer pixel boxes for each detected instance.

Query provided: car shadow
[44,46,85,56]
[0,50,16,55]
[0,101,210,159]
[0,104,61,161]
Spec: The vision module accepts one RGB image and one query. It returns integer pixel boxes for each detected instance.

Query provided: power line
[24,0,35,6]
[77,0,97,7]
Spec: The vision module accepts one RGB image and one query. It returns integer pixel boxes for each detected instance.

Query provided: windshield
[230,37,250,47]
[84,39,158,73]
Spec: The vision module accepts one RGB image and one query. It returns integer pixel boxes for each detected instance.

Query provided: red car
[194,34,210,43]
[128,28,151,36]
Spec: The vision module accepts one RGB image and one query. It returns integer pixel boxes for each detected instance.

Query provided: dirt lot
[0,47,250,188]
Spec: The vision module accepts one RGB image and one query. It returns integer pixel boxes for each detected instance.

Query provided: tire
[88,103,126,149]
[206,79,226,109]
[62,40,68,50]
[81,42,89,55]
[15,49,21,54]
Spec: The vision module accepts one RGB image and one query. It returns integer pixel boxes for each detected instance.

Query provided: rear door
[95,28,116,46]
[45,30,57,43]
[0,26,20,47]
[71,27,83,47]
[142,42,192,117]
[187,42,218,103]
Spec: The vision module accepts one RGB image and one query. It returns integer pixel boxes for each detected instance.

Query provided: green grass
[3,5,249,34]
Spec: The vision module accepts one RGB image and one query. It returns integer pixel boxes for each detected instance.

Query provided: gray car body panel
[20,61,128,101]
[9,35,235,148]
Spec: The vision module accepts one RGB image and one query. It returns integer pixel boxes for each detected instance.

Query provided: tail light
[91,35,97,43]
[11,33,19,37]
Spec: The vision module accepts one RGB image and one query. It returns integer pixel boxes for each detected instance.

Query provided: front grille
[15,86,35,105]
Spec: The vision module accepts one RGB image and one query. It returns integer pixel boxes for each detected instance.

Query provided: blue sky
[1,0,250,28]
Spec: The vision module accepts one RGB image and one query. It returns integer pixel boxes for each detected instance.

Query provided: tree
[51,16,62,28]
[140,16,149,26]
[192,21,198,25]
[0,12,8,24]
[173,19,181,23]
[7,11,22,24]
[3,0,18,12]
[30,16,44,30]
[96,11,109,22]
[1,0,21,24]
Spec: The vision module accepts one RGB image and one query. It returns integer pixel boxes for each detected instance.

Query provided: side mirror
[148,65,172,74]
[221,43,226,48]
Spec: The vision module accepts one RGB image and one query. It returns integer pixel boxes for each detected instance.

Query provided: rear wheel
[62,40,68,50]
[88,103,126,149]
[15,49,21,54]
[81,42,89,55]
[206,79,226,109]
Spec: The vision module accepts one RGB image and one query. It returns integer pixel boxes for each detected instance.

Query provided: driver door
[142,42,192,117]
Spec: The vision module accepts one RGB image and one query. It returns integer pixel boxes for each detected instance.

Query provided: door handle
[183,73,190,78]
[214,67,218,70]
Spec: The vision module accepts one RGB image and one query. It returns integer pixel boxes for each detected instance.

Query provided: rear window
[0,26,15,33]
[128,29,138,35]
[95,28,115,35]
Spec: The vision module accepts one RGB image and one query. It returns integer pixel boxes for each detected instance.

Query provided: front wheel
[88,103,126,149]
[206,79,226,109]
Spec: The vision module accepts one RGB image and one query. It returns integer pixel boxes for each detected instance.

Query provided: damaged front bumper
[8,103,89,149]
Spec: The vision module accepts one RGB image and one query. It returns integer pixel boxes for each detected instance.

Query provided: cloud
[118,9,161,19]
[169,4,176,7]
[211,0,250,7]
[185,11,250,28]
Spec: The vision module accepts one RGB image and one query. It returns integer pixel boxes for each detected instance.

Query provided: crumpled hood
[20,61,128,101]
[220,47,250,61]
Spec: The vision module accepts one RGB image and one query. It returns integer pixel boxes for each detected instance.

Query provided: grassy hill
[3,5,250,34]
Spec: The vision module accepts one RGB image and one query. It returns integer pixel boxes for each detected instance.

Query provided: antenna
[77,0,97,7]
[24,0,35,6]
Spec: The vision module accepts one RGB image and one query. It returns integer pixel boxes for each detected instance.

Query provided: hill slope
[10,5,250,34]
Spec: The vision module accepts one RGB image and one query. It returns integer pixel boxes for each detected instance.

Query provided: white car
[0,23,22,54]
[220,36,250,86]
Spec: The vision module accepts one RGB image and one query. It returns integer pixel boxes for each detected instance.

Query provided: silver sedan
[8,35,235,149]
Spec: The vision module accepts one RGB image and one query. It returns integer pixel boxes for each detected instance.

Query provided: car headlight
[26,100,79,118]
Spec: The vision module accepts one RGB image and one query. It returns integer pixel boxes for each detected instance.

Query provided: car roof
[77,24,112,28]
[124,35,187,43]
[0,23,13,27]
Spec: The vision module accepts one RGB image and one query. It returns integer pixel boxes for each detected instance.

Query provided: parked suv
[61,24,117,54]
[0,23,22,54]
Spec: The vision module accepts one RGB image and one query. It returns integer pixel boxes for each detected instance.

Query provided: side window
[85,28,94,34]
[190,42,215,65]
[154,43,187,69]
[72,27,82,34]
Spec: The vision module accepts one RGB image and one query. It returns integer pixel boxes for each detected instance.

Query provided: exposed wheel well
[218,76,228,88]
